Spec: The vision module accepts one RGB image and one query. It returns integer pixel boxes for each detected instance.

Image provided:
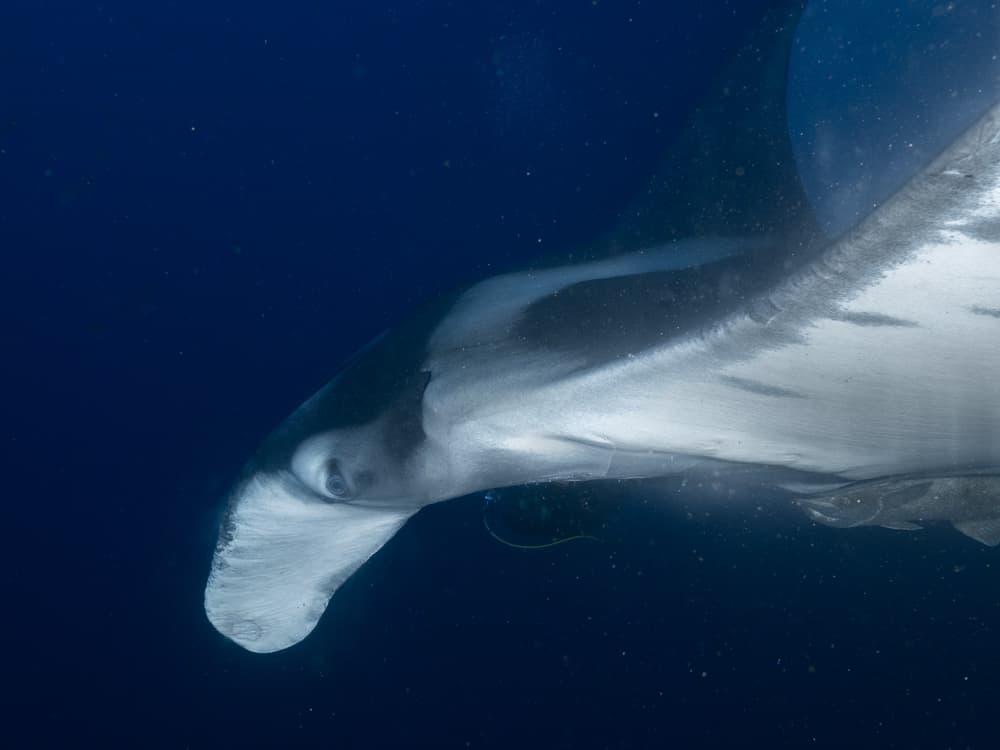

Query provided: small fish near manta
[204,6,1000,653]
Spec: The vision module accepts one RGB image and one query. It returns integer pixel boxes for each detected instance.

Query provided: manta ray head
[205,342,452,653]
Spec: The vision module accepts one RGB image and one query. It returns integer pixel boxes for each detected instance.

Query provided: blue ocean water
[5,1,1000,747]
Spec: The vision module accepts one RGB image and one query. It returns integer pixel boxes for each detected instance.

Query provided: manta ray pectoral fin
[953,519,1000,547]
[205,475,413,653]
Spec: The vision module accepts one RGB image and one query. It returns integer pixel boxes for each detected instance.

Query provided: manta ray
[204,4,1000,653]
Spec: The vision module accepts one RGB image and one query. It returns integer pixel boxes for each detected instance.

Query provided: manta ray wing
[204,3,1000,654]
[527,103,1000,483]
[205,474,414,653]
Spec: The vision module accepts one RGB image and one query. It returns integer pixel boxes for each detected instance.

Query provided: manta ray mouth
[205,473,413,653]
[798,503,845,526]
[796,495,883,528]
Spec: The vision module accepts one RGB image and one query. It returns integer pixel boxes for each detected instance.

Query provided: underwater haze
[5,0,1000,747]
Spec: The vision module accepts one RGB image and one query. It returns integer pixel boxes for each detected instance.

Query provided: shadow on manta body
[204,6,1000,653]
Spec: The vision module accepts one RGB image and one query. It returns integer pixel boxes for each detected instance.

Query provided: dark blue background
[5,1,999,747]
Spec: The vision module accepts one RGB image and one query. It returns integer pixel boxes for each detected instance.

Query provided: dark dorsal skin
[512,254,774,368]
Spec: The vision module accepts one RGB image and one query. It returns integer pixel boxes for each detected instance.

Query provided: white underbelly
[496,248,1000,481]
[556,260,1000,479]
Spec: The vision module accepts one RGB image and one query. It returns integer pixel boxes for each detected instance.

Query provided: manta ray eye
[323,463,351,501]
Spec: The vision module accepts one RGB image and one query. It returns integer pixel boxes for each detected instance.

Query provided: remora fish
[204,9,1000,653]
